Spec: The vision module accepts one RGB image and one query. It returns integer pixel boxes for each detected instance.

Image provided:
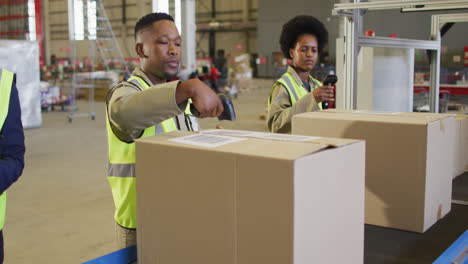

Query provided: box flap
[294,109,454,125]
[201,129,360,147]
[136,131,332,161]
[455,114,468,121]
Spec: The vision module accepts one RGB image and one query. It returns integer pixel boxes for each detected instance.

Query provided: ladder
[68,0,130,123]
[94,0,130,75]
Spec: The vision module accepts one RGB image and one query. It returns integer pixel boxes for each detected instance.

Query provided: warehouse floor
[5,78,468,263]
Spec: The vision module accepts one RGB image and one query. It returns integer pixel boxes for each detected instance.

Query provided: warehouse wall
[196,31,258,58]
[42,0,468,73]
[47,0,148,63]
[45,0,258,66]
[195,0,258,59]
[257,0,468,77]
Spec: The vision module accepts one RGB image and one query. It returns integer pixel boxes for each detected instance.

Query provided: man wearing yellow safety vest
[106,13,223,248]
[0,69,25,262]
[267,15,334,133]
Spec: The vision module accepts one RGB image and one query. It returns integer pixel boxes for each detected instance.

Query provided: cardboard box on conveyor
[135,129,366,264]
[292,109,456,233]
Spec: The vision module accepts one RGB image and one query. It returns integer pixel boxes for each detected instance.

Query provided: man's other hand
[176,79,224,118]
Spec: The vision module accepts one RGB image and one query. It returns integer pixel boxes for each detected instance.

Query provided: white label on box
[203,129,321,142]
[169,134,246,148]
[202,129,254,137]
[254,133,321,141]
[352,110,401,115]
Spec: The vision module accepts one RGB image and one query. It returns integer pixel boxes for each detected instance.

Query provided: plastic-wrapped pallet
[0,40,41,128]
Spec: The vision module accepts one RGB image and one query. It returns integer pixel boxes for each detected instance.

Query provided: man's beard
[164,64,180,80]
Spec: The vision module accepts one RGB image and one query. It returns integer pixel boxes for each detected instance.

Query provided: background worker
[267,15,333,133]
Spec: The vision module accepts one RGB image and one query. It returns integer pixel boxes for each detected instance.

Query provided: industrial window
[72,0,84,40]
[153,0,182,32]
[87,0,96,40]
[27,0,36,40]
[174,0,181,33]
[70,0,96,40]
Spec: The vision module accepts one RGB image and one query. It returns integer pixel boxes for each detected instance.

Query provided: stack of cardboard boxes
[75,71,119,101]
[233,54,252,91]
[79,78,114,101]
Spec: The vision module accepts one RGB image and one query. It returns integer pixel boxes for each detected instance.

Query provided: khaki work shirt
[107,67,194,142]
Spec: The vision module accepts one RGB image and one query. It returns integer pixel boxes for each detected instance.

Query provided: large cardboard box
[135,130,365,264]
[454,115,468,178]
[292,110,455,233]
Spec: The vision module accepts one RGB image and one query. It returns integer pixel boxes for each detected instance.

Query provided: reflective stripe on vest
[0,69,14,231]
[106,75,194,228]
[268,72,323,110]
[0,69,13,129]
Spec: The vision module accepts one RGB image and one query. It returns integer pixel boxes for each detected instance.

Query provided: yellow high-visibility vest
[106,75,194,228]
[0,69,15,231]
[268,72,323,110]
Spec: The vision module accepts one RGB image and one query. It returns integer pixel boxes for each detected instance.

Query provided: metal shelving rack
[333,0,468,112]
[0,0,28,39]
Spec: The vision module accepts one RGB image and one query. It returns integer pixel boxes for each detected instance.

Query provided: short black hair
[134,12,174,40]
[279,15,328,59]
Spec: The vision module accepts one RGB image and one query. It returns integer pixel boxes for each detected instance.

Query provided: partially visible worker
[106,12,223,248]
[0,69,26,263]
[267,15,333,133]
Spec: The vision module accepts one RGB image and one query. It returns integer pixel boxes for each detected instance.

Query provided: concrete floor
[5,79,273,263]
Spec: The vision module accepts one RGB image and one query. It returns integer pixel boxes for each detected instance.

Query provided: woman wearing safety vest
[267,15,334,133]
[0,69,25,263]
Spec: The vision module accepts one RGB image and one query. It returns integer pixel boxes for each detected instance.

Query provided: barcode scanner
[321,74,338,110]
[190,93,236,121]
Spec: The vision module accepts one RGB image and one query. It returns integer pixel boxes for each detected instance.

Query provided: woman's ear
[289,47,294,61]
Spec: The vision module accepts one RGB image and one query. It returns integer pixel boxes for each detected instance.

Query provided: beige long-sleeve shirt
[267,65,320,134]
[107,67,197,142]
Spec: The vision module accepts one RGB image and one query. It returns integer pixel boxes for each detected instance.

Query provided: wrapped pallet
[0,40,41,128]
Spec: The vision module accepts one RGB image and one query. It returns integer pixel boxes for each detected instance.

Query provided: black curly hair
[134,12,174,40]
[279,15,328,59]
